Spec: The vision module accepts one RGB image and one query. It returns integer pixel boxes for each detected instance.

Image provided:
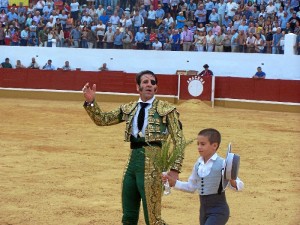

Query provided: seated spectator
[28,57,40,69]
[99,63,108,71]
[152,38,162,50]
[62,61,71,70]
[199,64,213,76]
[15,59,25,68]
[252,67,266,79]
[1,58,12,68]
[42,59,55,70]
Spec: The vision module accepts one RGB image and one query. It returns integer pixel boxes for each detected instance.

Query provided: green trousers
[122,147,166,225]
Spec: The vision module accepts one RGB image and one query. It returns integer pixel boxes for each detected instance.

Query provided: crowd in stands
[0,0,299,54]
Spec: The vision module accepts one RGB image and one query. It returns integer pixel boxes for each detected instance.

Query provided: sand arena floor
[0,98,299,225]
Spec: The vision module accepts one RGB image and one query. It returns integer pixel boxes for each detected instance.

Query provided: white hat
[224,143,240,181]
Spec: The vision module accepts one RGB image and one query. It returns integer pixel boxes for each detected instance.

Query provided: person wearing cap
[199,64,213,76]
[163,128,244,225]
[176,11,186,29]
[82,70,185,225]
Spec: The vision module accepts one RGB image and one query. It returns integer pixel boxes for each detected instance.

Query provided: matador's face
[137,74,157,102]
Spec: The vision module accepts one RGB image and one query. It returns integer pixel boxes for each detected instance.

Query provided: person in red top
[11,28,20,46]
[199,64,214,76]
[64,28,71,47]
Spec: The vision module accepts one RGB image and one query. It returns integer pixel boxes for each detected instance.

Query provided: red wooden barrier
[0,69,299,103]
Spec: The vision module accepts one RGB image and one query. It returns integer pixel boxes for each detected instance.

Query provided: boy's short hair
[198,128,221,150]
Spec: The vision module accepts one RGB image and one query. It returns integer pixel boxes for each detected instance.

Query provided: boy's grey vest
[198,156,223,195]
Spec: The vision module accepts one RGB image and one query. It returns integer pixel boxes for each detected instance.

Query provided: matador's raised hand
[82,82,96,103]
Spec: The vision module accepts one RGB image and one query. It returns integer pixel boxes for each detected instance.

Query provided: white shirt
[132,96,155,138]
[96,24,106,36]
[152,41,162,50]
[70,2,79,12]
[175,153,244,192]
[226,2,238,17]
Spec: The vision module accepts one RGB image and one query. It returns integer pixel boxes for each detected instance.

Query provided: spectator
[15,59,25,68]
[28,57,40,69]
[272,27,283,54]
[1,57,12,68]
[70,0,79,21]
[113,27,123,49]
[135,26,145,49]
[163,38,171,50]
[99,63,108,71]
[122,26,133,49]
[42,59,55,70]
[206,30,215,52]
[252,66,266,79]
[181,25,193,51]
[0,0,9,13]
[223,29,232,52]
[195,4,206,26]
[209,9,219,23]
[20,26,29,46]
[215,30,224,52]
[187,0,197,21]
[87,26,97,48]
[246,32,256,53]
[176,11,186,29]
[199,64,213,76]
[171,29,181,51]
[103,26,114,49]
[152,37,162,50]
[143,27,151,50]
[62,61,71,70]
[255,33,265,53]
[70,26,81,48]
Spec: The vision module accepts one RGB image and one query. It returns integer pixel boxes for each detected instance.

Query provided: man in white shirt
[226,0,238,20]
[96,20,106,48]
[152,38,162,50]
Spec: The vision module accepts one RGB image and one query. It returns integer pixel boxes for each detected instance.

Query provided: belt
[130,141,162,149]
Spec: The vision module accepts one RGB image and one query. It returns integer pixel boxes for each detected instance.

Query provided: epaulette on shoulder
[121,101,138,114]
[156,100,176,116]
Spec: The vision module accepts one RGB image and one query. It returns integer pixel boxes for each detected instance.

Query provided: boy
[163,128,244,225]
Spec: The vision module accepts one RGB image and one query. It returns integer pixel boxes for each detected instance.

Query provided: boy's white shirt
[175,153,244,193]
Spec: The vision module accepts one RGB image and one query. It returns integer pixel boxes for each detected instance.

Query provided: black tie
[137,102,149,131]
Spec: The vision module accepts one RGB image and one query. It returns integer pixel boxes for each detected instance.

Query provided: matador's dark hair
[136,70,158,86]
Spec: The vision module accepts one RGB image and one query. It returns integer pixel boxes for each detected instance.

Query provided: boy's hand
[230,179,237,189]
[162,173,177,187]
